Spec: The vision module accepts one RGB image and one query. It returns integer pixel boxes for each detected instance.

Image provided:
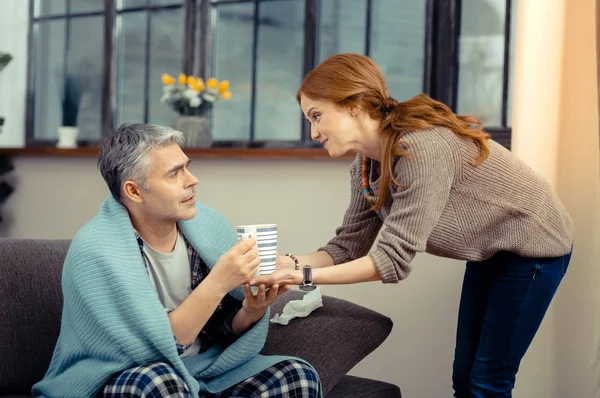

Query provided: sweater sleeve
[369,132,456,283]
[318,155,384,264]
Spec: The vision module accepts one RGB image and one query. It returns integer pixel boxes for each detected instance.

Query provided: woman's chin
[326,147,348,158]
[325,147,348,158]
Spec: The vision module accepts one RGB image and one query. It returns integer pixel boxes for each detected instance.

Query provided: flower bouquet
[161,73,232,115]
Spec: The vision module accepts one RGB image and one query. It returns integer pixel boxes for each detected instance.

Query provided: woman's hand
[249,267,303,288]
[276,251,296,269]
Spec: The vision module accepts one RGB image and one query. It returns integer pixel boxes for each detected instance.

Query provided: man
[32,123,321,397]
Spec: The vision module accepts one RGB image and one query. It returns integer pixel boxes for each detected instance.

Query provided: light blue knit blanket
[32,195,312,397]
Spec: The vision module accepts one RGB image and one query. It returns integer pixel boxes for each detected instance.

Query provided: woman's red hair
[297,53,490,211]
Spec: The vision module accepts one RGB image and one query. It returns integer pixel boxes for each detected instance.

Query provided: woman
[249,53,573,397]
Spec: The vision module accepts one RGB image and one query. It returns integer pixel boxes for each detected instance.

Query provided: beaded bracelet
[284,253,301,270]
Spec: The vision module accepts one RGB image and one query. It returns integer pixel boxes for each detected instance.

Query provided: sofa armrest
[262,290,393,396]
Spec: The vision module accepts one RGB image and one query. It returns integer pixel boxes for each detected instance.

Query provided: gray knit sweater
[319,127,574,284]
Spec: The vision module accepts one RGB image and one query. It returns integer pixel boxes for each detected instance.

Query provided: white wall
[509,2,566,394]
[1,0,599,397]
[553,0,600,396]
[512,0,600,396]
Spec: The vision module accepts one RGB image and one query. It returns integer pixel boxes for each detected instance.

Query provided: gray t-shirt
[141,231,201,358]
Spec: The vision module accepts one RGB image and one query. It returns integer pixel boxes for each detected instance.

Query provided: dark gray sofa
[0,239,401,397]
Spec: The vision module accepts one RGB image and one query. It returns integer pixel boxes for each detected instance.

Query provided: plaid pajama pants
[101,359,320,397]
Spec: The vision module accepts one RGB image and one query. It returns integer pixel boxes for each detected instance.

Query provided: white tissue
[270,287,323,325]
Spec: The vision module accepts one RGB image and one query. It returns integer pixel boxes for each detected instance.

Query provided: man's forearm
[231,307,265,336]
[167,275,226,346]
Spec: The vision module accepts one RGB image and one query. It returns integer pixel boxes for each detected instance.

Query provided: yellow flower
[221,91,232,100]
[187,76,196,86]
[195,77,205,91]
[161,73,175,85]
[207,77,218,89]
[179,73,187,84]
[217,80,229,93]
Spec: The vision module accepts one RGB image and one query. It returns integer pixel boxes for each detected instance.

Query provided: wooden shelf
[0,146,355,160]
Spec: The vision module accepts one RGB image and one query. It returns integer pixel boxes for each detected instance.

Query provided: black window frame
[25,0,513,149]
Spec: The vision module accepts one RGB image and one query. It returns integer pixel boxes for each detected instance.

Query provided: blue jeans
[452,249,572,397]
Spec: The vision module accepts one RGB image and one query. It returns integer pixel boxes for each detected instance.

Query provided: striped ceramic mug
[236,224,277,276]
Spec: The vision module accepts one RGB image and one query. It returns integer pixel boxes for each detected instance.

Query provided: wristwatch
[299,265,317,291]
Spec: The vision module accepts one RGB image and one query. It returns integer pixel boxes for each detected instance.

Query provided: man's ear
[123,180,144,204]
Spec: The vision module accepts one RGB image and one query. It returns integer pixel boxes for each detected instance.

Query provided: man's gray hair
[98,123,184,203]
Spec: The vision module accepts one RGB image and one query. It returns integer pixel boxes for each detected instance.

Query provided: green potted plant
[57,74,83,148]
[0,52,12,134]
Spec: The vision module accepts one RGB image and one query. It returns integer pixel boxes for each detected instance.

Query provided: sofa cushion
[262,290,394,396]
[327,375,401,398]
[0,239,70,395]
[0,396,31,398]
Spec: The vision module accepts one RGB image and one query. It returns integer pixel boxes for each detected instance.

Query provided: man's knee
[279,360,321,398]
[102,362,191,398]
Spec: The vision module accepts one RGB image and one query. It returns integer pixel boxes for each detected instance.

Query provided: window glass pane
[211,3,254,141]
[67,16,104,141]
[147,8,184,127]
[457,0,506,126]
[254,0,304,141]
[34,0,66,17]
[118,0,148,9]
[506,0,517,126]
[115,11,147,126]
[33,20,66,139]
[317,0,366,62]
[370,0,427,101]
[70,0,104,14]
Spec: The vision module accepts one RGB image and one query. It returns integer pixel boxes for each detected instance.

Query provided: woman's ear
[348,104,361,117]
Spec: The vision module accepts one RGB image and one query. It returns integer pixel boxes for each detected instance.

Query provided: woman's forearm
[282,255,381,285]
[250,255,381,287]
[280,250,335,269]
[299,251,335,268]
[312,255,381,284]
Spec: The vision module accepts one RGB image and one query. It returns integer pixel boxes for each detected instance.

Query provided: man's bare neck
[132,217,179,253]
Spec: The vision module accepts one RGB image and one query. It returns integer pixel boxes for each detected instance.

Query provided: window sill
[0,146,355,160]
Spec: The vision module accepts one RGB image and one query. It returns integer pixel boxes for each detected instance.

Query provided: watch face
[300,284,317,291]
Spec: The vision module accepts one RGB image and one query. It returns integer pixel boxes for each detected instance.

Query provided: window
[317,0,427,104]
[457,0,517,146]
[26,0,517,150]
[210,0,305,143]
[114,1,185,128]
[30,0,105,143]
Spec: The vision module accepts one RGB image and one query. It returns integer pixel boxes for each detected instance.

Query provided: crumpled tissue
[270,287,323,325]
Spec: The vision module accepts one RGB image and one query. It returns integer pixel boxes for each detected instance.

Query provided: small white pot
[57,126,79,148]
